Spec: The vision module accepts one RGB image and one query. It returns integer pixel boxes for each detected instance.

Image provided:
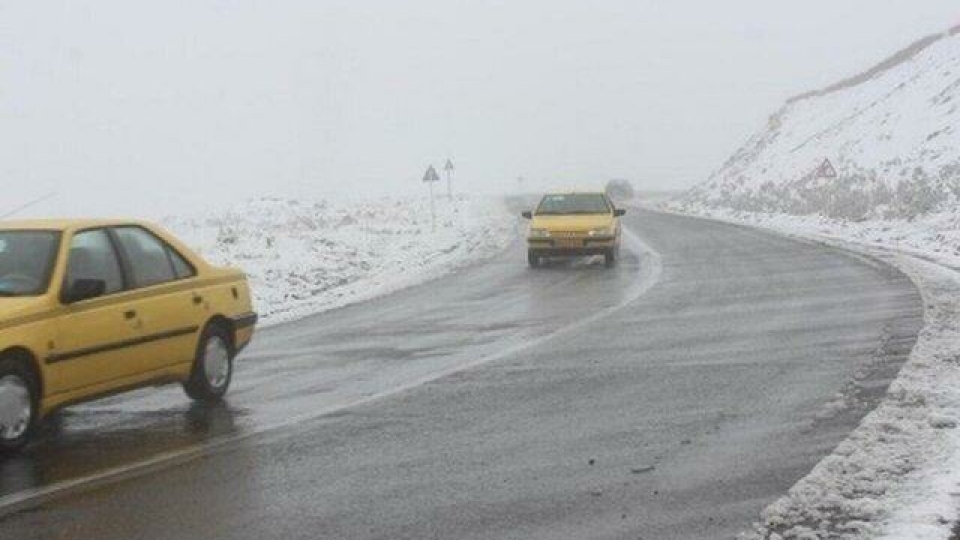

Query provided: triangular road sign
[423,165,440,183]
[444,159,454,172]
[817,158,837,179]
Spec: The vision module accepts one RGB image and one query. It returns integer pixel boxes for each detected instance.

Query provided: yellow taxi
[0,219,257,450]
[522,192,626,268]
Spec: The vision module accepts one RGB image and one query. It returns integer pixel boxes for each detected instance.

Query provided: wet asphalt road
[0,209,922,539]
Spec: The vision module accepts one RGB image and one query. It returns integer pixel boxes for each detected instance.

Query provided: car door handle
[123,310,137,320]
[192,295,203,305]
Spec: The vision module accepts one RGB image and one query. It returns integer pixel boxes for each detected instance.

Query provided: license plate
[556,238,581,248]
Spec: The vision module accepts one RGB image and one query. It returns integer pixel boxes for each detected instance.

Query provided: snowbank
[163,195,513,325]
[662,203,960,540]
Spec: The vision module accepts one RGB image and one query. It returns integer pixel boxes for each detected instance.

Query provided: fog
[2,1,958,217]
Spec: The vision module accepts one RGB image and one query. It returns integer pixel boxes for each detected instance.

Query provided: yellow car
[0,219,257,450]
[522,192,626,268]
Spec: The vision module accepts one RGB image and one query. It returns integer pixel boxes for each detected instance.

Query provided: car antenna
[0,192,57,220]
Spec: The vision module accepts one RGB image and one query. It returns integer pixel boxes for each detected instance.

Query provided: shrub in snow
[927,413,957,429]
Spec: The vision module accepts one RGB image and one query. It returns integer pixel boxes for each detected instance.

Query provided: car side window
[66,229,125,295]
[112,227,185,288]
[168,246,195,280]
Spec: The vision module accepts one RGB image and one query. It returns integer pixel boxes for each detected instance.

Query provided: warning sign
[816,159,837,179]
[422,165,440,183]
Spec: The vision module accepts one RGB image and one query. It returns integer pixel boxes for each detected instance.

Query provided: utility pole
[422,165,440,231]
[444,159,455,199]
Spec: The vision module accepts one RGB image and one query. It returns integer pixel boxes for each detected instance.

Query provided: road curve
[0,209,922,540]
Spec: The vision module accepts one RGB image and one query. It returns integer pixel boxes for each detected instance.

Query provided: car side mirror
[63,278,106,304]
[614,209,626,217]
[521,211,533,219]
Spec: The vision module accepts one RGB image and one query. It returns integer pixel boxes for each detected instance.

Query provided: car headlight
[587,226,613,237]
[529,228,551,238]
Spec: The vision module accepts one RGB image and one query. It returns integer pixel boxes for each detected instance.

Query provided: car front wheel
[0,356,39,452]
[184,324,234,402]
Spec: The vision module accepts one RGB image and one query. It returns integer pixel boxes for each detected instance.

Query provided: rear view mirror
[521,211,533,219]
[614,209,626,217]
[63,278,106,304]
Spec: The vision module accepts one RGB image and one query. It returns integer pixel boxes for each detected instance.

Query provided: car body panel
[0,220,257,417]
[49,294,149,395]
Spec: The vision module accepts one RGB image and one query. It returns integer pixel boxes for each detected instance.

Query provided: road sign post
[422,165,441,231]
[443,159,455,199]
[429,182,435,230]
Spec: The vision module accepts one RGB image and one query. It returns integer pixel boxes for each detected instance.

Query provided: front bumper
[527,236,617,255]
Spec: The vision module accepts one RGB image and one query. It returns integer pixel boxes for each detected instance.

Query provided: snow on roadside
[163,195,513,326]
[662,203,960,540]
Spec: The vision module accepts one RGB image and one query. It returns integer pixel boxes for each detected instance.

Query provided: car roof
[0,218,155,232]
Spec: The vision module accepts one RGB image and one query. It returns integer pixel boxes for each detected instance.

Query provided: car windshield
[0,231,61,297]
[536,194,611,215]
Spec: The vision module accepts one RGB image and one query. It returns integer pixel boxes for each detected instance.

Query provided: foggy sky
[2,1,958,217]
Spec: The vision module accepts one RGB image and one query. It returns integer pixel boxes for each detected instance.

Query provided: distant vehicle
[0,220,257,451]
[605,179,635,201]
[522,192,625,268]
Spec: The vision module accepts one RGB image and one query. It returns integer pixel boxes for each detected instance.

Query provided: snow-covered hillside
[684,25,960,220]
[163,196,513,325]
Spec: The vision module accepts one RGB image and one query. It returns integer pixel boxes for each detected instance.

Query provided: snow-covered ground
[657,204,960,540]
[163,195,513,326]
